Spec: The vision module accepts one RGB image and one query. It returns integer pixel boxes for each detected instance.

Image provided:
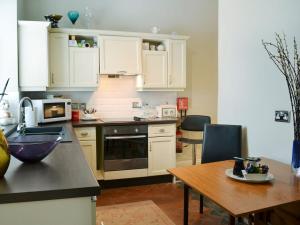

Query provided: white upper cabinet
[99,36,142,75]
[18,21,50,91]
[69,48,99,87]
[142,51,168,88]
[137,39,187,91]
[168,40,186,88]
[49,33,69,87]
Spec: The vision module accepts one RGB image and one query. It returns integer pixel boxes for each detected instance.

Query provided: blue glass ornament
[68,10,79,25]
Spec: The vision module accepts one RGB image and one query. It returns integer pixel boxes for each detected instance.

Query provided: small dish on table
[225,168,274,183]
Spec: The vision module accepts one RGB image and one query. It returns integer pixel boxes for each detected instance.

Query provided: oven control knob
[113,129,118,134]
[135,128,139,133]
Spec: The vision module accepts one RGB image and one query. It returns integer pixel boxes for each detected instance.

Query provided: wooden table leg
[184,184,189,225]
[229,215,235,225]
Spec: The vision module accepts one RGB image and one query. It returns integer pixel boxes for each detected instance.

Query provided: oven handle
[105,135,147,140]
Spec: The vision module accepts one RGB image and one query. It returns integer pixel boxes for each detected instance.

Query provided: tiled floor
[97,182,225,225]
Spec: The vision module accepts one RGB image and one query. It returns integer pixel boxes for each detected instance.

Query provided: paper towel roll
[25,107,37,127]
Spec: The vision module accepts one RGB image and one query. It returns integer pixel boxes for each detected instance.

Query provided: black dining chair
[199,124,242,213]
[179,115,211,165]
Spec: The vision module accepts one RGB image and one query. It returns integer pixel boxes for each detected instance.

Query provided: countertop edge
[72,119,178,127]
[0,186,100,204]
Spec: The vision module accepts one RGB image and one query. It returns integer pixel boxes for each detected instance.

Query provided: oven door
[104,134,148,171]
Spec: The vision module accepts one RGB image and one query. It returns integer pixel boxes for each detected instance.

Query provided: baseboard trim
[98,175,173,189]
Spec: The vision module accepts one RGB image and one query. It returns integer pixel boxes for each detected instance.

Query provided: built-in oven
[103,125,148,172]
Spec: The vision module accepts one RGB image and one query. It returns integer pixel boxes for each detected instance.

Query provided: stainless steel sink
[19,126,72,143]
[22,126,64,135]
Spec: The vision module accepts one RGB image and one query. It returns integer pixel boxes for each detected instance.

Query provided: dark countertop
[72,117,178,127]
[0,122,100,204]
[1,124,17,137]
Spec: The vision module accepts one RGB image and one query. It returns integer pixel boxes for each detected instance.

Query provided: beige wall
[218,0,300,163]
[20,0,218,122]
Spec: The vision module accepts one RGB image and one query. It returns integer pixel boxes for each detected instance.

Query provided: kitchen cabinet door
[49,33,69,87]
[168,40,186,88]
[148,136,176,176]
[142,51,168,88]
[18,21,50,91]
[69,48,99,87]
[99,36,142,75]
[79,140,98,177]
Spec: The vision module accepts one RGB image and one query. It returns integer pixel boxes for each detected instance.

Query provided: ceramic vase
[68,10,79,25]
[292,140,300,176]
[0,130,10,178]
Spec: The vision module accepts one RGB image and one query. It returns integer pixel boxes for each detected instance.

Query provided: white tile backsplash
[57,76,177,118]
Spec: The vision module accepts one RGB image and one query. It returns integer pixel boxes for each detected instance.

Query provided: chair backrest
[181,115,211,132]
[201,124,242,164]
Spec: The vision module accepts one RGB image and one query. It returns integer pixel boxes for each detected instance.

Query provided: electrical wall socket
[132,102,142,108]
[275,110,290,122]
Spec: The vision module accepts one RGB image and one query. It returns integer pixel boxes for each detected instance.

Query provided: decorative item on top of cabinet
[74,127,103,180]
[44,14,63,28]
[67,10,79,25]
[99,36,142,75]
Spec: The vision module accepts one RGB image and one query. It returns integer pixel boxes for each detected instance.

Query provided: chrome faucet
[17,97,34,132]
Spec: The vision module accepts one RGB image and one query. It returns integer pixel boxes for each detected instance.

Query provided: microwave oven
[32,99,72,123]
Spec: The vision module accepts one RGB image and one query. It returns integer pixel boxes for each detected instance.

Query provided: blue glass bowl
[8,135,62,163]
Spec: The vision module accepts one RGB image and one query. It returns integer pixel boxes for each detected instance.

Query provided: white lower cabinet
[148,124,176,176]
[80,140,97,175]
[74,127,102,180]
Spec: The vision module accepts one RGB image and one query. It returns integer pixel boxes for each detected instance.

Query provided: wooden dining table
[168,157,300,225]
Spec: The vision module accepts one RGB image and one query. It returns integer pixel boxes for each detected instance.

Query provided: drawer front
[148,124,176,137]
[74,127,96,140]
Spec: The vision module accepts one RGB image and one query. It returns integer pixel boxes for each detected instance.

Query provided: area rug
[96,200,175,225]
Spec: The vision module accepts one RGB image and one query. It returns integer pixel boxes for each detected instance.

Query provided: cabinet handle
[159,128,165,133]
[149,142,152,152]
[80,132,89,136]
[117,70,127,74]
[51,73,54,84]
[169,75,172,86]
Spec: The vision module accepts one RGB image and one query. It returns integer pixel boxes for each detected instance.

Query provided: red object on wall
[72,110,80,121]
[177,97,188,110]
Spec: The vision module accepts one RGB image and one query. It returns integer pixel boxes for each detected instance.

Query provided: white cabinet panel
[99,36,142,75]
[18,21,50,91]
[148,136,176,176]
[69,48,99,87]
[49,33,69,87]
[80,140,97,176]
[168,40,186,88]
[142,51,168,88]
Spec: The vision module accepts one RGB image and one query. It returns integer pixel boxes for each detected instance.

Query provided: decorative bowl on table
[7,135,62,163]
